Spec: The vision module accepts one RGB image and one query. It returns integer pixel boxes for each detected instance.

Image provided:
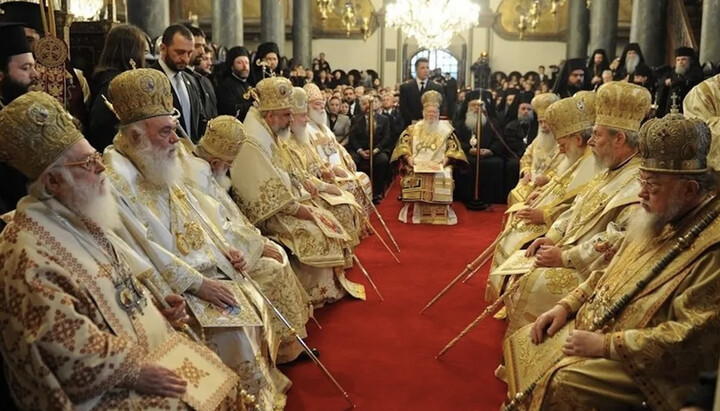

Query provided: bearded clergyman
[487,92,598,307]
[286,87,367,248]
[0,92,242,409]
[303,82,373,213]
[507,93,562,206]
[102,68,290,409]
[503,81,651,337]
[183,114,313,364]
[231,76,365,307]
[391,90,468,225]
[502,113,720,411]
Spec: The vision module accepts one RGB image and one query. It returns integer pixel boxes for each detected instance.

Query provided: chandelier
[317,0,373,39]
[515,0,590,39]
[67,0,105,20]
[385,0,480,50]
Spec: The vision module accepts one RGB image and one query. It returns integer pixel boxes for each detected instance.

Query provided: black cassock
[453,118,525,204]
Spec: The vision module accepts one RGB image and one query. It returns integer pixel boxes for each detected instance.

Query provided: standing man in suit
[184,24,218,121]
[399,57,444,127]
[349,95,392,203]
[151,24,206,141]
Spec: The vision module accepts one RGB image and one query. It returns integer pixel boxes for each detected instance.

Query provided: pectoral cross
[670,92,680,114]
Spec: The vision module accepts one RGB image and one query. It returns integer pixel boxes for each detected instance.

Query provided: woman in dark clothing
[88,24,147,152]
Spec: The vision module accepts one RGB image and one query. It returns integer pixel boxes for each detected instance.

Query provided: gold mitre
[303,83,324,102]
[638,113,710,174]
[197,115,245,162]
[108,68,174,125]
[0,92,83,180]
[531,93,560,120]
[254,76,294,111]
[544,94,595,140]
[421,90,443,107]
[595,81,651,132]
[291,87,308,114]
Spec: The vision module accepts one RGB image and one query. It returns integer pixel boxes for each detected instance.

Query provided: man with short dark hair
[184,25,217,121]
[399,57,444,127]
[151,24,206,141]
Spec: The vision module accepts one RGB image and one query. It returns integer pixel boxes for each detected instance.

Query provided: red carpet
[280,183,508,411]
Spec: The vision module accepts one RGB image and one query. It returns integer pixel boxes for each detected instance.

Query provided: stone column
[629,0,666,67]
[126,0,169,39]
[588,0,619,59]
[566,0,589,59]
[700,0,720,64]
[292,0,311,67]
[261,0,285,56]
[212,0,243,48]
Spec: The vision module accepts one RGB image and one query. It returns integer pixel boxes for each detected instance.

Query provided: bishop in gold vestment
[0,92,241,410]
[391,90,468,225]
[304,83,374,213]
[503,114,720,411]
[231,77,365,307]
[184,115,312,364]
[487,93,598,303]
[102,69,289,410]
[683,72,720,169]
[508,93,562,205]
[504,82,652,337]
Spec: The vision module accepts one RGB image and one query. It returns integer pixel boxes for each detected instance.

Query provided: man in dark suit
[151,24,206,142]
[399,57,444,127]
[379,92,404,149]
[183,25,217,121]
[349,96,392,203]
[343,86,362,118]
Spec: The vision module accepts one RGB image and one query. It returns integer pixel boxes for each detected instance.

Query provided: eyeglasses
[65,152,103,171]
[636,175,661,193]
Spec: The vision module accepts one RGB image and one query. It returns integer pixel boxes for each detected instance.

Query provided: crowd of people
[1,0,720,408]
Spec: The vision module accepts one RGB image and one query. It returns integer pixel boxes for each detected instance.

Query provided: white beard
[421,119,439,134]
[213,171,232,192]
[625,55,639,74]
[309,107,328,127]
[62,170,121,231]
[130,138,183,187]
[675,64,689,75]
[291,124,309,144]
[565,143,585,164]
[465,111,487,132]
[625,202,682,246]
[534,129,555,154]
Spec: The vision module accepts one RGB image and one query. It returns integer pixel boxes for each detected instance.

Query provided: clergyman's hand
[160,294,189,324]
[132,364,187,398]
[227,248,248,272]
[530,304,568,344]
[535,245,563,268]
[533,175,550,187]
[196,278,238,309]
[406,155,415,168]
[521,172,532,184]
[517,207,545,225]
[295,205,315,221]
[333,166,348,178]
[562,330,604,357]
[262,242,283,263]
[526,237,555,257]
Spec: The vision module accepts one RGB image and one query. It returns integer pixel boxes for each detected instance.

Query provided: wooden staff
[181,182,356,408]
[467,96,490,211]
[368,98,375,198]
[362,214,400,263]
[352,255,384,301]
[435,276,522,359]
[419,237,499,314]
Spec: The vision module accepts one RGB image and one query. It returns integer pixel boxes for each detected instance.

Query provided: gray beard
[675,65,689,75]
[464,111,487,132]
[518,112,534,123]
[625,55,639,74]
[130,139,183,187]
[421,119,439,134]
[626,203,682,246]
[565,144,585,164]
[309,107,328,127]
[291,124,309,144]
[534,129,555,153]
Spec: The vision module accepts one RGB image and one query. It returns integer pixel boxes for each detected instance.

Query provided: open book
[413,160,444,173]
[185,280,263,328]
